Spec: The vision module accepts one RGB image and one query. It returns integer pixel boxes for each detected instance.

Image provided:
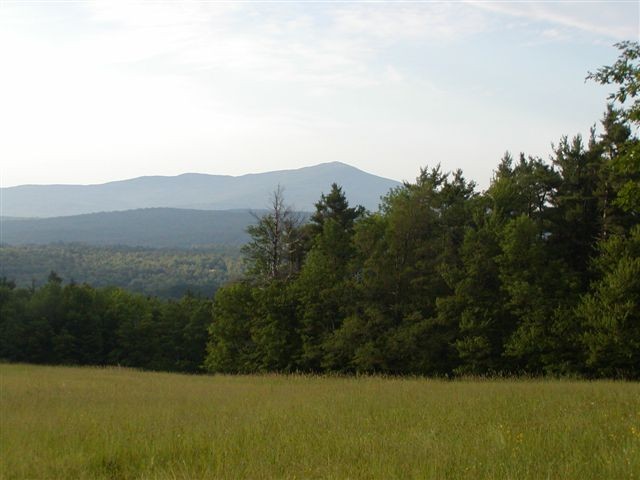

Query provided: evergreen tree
[550,133,603,282]
[498,215,579,373]
[205,282,257,373]
[577,227,640,378]
[448,209,512,375]
[295,184,364,370]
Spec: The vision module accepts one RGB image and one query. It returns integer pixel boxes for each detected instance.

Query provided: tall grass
[1,364,638,479]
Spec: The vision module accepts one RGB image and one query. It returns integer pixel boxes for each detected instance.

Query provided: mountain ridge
[1,162,400,218]
[0,208,256,247]
[6,161,364,187]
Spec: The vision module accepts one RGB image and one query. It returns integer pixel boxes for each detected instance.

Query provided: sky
[0,1,638,189]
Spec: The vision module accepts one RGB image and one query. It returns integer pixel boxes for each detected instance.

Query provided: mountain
[0,208,256,248]
[1,162,400,218]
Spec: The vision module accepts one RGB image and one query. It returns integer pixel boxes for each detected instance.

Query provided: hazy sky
[1,1,638,189]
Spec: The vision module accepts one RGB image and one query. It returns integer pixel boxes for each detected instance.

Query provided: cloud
[331,3,489,43]
[1,0,633,187]
[76,2,385,91]
[55,2,495,91]
[470,1,638,41]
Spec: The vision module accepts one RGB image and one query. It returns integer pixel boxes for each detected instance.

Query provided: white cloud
[55,2,495,91]
[331,3,489,43]
[471,1,638,41]
[0,1,633,187]
[76,2,380,90]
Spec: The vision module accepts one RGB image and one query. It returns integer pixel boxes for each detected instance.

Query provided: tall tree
[576,226,640,378]
[205,282,258,373]
[295,184,364,370]
[497,215,577,373]
[549,133,603,282]
[573,41,640,378]
[242,186,304,281]
[588,41,640,215]
[446,206,513,375]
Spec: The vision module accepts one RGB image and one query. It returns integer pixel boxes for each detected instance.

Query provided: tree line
[1,42,638,378]
[205,42,639,378]
[0,273,212,372]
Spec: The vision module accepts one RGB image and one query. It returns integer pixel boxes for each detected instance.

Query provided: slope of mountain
[1,162,400,218]
[0,208,256,248]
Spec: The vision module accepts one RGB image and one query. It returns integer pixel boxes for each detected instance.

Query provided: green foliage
[550,133,603,278]
[0,276,213,373]
[4,43,639,379]
[205,280,300,373]
[0,244,241,298]
[204,43,640,377]
[587,41,640,123]
[0,208,255,246]
[309,183,365,236]
[498,215,580,373]
[295,184,364,370]
[204,89,639,377]
[577,227,640,378]
[450,219,511,375]
[588,41,640,214]
[205,283,256,373]
[251,281,300,371]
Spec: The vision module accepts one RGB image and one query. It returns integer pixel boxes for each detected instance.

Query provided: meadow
[1,364,638,479]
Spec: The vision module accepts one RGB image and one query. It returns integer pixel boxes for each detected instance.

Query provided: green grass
[1,364,639,479]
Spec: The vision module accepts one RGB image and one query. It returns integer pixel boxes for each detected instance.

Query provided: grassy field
[1,364,639,479]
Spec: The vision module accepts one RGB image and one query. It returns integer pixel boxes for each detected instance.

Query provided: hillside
[1,162,400,218]
[0,244,242,298]
[0,208,258,248]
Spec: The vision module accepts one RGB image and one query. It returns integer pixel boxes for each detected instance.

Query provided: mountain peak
[1,163,401,218]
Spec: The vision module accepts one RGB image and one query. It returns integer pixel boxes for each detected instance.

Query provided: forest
[0,274,213,372]
[0,244,242,298]
[0,42,638,378]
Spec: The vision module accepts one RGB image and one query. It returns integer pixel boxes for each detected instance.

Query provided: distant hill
[0,208,257,248]
[1,162,400,218]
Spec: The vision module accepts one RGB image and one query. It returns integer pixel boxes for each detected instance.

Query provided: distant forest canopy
[1,42,638,378]
[0,208,257,247]
[0,244,243,299]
